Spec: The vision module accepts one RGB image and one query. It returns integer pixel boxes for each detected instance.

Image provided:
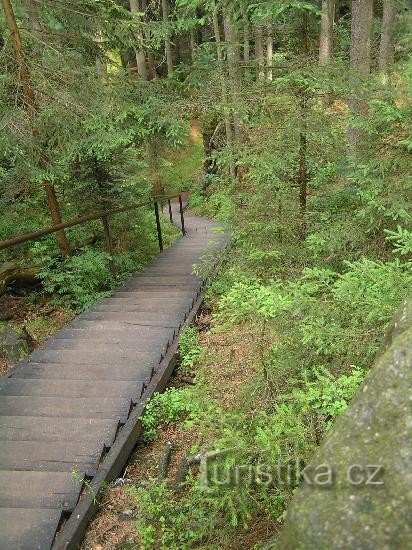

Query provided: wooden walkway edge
[0,204,229,549]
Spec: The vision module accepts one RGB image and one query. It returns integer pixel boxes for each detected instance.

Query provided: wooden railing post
[154,201,163,251]
[101,215,116,278]
[178,194,186,235]
[168,199,173,223]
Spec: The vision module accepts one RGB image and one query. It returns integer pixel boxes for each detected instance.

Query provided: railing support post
[101,215,116,278]
[179,194,186,236]
[154,201,163,251]
[168,199,173,223]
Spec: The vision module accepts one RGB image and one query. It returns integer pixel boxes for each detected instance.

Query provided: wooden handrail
[0,194,181,251]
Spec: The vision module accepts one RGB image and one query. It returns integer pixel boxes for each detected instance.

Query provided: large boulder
[277,298,412,549]
[0,323,30,364]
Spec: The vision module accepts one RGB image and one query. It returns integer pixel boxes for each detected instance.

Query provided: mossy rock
[277,297,412,549]
[0,324,30,364]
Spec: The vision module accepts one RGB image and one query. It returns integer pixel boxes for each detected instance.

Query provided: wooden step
[11,362,153,381]
[54,325,175,342]
[0,471,83,510]
[0,416,118,446]
[0,396,131,422]
[0,508,62,550]
[45,340,167,358]
[0,439,104,475]
[0,378,143,401]
[28,348,161,366]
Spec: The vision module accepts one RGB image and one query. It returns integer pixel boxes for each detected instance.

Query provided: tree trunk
[378,0,396,76]
[0,262,39,296]
[255,26,265,80]
[242,1,250,63]
[44,182,70,256]
[26,0,40,36]
[223,5,242,145]
[298,93,308,240]
[267,28,273,81]
[319,0,335,65]
[161,0,173,75]
[349,0,373,75]
[147,52,158,79]
[211,1,236,178]
[2,0,70,256]
[1,0,37,119]
[129,0,148,80]
[190,28,196,61]
[347,0,374,151]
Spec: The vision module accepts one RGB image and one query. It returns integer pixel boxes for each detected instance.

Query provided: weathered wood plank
[0,396,131,422]
[0,471,82,510]
[0,416,118,446]
[0,440,104,475]
[0,508,62,550]
[0,378,143,401]
[27,349,160,366]
[11,362,153,381]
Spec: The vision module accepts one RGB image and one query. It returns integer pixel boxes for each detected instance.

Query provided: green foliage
[294,366,365,428]
[141,387,202,442]
[37,249,113,312]
[178,326,203,369]
[385,226,412,256]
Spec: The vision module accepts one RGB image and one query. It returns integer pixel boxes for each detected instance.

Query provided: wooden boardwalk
[0,205,228,549]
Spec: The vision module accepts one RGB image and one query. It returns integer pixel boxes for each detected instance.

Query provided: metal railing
[0,193,187,275]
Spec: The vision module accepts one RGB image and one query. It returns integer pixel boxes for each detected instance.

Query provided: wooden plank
[91,302,193,314]
[0,416,118,446]
[70,319,182,331]
[0,471,82,510]
[74,311,187,325]
[54,325,175,342]
[45,340,167,358]
[0,508,61,550]
[0,378,143,401]
[28,348,161,365]
[11,363,153,381]
[0,396,131,422]
[0,440,104,475]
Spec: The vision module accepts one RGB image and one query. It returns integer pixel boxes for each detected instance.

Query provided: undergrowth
[131,82,412,546]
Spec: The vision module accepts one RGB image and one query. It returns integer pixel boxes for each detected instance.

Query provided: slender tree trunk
[255,26,265,80]
[190,28,196,61]
[1,0,70,256]
[212,1,236,178]
[44,183,71,256]
[242,1,250,63]
[129,0,148,80]
[298,13,309,240]
[2,0,36,119]
[378,0,396,77]
[147,52,158,79]
[161,0,173,75]
[267,28,273,81]
[319,0,335,65]
[223,5,242,144]
[298,93,308,240]
[347,0,374,152]
[26,0,40,35]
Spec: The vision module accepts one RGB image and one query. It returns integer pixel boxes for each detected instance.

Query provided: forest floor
[0,293,74,375]
[82,310,279,549]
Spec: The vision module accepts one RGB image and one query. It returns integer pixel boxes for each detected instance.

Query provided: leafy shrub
[294,366,365,429]
[38,248,113,311]
[178,326,203,369]
[141,387,202,442]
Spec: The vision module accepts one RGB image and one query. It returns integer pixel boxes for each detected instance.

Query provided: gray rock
[0,324,30,364]
[277,298,412,549]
